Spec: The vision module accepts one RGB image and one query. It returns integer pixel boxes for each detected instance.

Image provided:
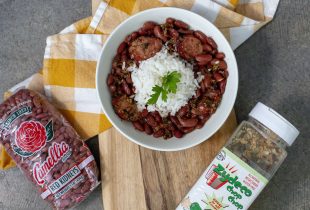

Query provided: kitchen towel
[0,0,280,169]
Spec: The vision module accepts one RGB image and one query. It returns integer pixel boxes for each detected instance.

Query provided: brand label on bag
[33,141,70,185]
[176,148,268,210]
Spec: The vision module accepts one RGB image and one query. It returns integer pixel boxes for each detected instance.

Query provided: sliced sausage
[177,36,203,60]
[113,95,140,121]
[128,36,163,61]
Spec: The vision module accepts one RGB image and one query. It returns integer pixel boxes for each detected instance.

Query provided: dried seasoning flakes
[227,123,285,173]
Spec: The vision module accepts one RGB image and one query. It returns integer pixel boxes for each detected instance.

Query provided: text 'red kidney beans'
[0,89,100,210]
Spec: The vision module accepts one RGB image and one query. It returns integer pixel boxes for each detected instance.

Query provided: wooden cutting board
[99,111,237,210]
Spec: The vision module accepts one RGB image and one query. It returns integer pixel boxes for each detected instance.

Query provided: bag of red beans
[0,89,100,209]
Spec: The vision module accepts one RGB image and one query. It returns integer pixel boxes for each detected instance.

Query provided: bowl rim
[96,7,238,151]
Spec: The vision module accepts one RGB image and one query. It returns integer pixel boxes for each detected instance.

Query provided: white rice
[129,46,203,117]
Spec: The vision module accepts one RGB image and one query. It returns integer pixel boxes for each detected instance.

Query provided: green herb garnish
[147,71,181,105]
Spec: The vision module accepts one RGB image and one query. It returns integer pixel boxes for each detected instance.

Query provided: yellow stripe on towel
[60,109,112,140]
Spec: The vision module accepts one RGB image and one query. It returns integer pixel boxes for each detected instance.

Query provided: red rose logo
[15,121,47,153]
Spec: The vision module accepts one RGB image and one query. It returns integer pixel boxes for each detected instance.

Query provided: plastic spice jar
[176,102,299,210]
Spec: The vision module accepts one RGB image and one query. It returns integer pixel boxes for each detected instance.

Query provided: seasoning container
[176,102,299,210]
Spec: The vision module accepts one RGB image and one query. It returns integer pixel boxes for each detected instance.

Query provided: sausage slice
[112,95,140,121]
[177,36,203,60]
[129,36,163,61]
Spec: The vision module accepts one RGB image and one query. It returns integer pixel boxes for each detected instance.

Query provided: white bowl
[96,7,238,151]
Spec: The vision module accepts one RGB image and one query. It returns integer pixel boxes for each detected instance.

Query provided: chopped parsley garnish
[147,71,181,105]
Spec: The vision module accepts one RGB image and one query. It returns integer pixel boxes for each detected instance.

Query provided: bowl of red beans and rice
[96,7,238,151]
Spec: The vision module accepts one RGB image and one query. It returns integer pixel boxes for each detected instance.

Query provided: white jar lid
[249,102,299,146]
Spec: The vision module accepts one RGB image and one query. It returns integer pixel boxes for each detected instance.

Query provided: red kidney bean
[146,115,157,127]
[141,109,149,118]
[195,119,207,129]
[214,72,224,82]
[153,111,162,123]
[59,199,71,209]
[166,17,175,24]
[60,163,69,174]
[193,31,207,44]
[174,20,189,29]
[112,98,119,106]
[182,126,195,134]
[169,28,179,39]
[131,31,139,39]
[200,81,206,93]
[153,129,164,138]
[126,75,132,84]
[138,28,147,35]
[177,117,198,128]
[36,113,47,119]
[195,89,201,98]
[198,114,210,121]
[177,105,189,117]
[219,79,227,94]
[147,30,154,36]
[125,31,139,43]
[223,70,229,78]
[210,49,218,55]
[81,184,90,194]
[211,58,220,66]
[203,75,212,88]
[132,121,144,131]
[121,51,128,61]
[170,116,180,127]
[33,96,42,108]
[115,67,123,76]
[218,60,227,70]
[107,74,114,85]
[154,25,167,42]
[122,80,131,95]
[124,34,132,43]
[173,129,184,138]
[117,42,127,54]
[144,123,153,135]
[206,37,217,49]
[215,52,225,59]
[203,44,212,52]
[195,54,212,66]
[36,108,42,114]
[112,55,120,69]
[178,29,194,35]
[142,21,157,31]
[116,88,123,95]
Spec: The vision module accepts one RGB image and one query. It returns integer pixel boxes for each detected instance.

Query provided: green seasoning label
[2,106,32,129]
[176,147,268,210]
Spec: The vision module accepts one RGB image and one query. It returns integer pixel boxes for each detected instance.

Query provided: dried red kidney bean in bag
[0,89,100,209]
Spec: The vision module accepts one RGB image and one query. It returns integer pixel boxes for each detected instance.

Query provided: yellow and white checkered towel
[0,0,280,169]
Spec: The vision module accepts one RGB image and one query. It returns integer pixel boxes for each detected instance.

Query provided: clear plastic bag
[0,89,100,209]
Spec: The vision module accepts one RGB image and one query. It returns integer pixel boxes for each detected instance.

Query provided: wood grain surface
[99,111,237,210]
